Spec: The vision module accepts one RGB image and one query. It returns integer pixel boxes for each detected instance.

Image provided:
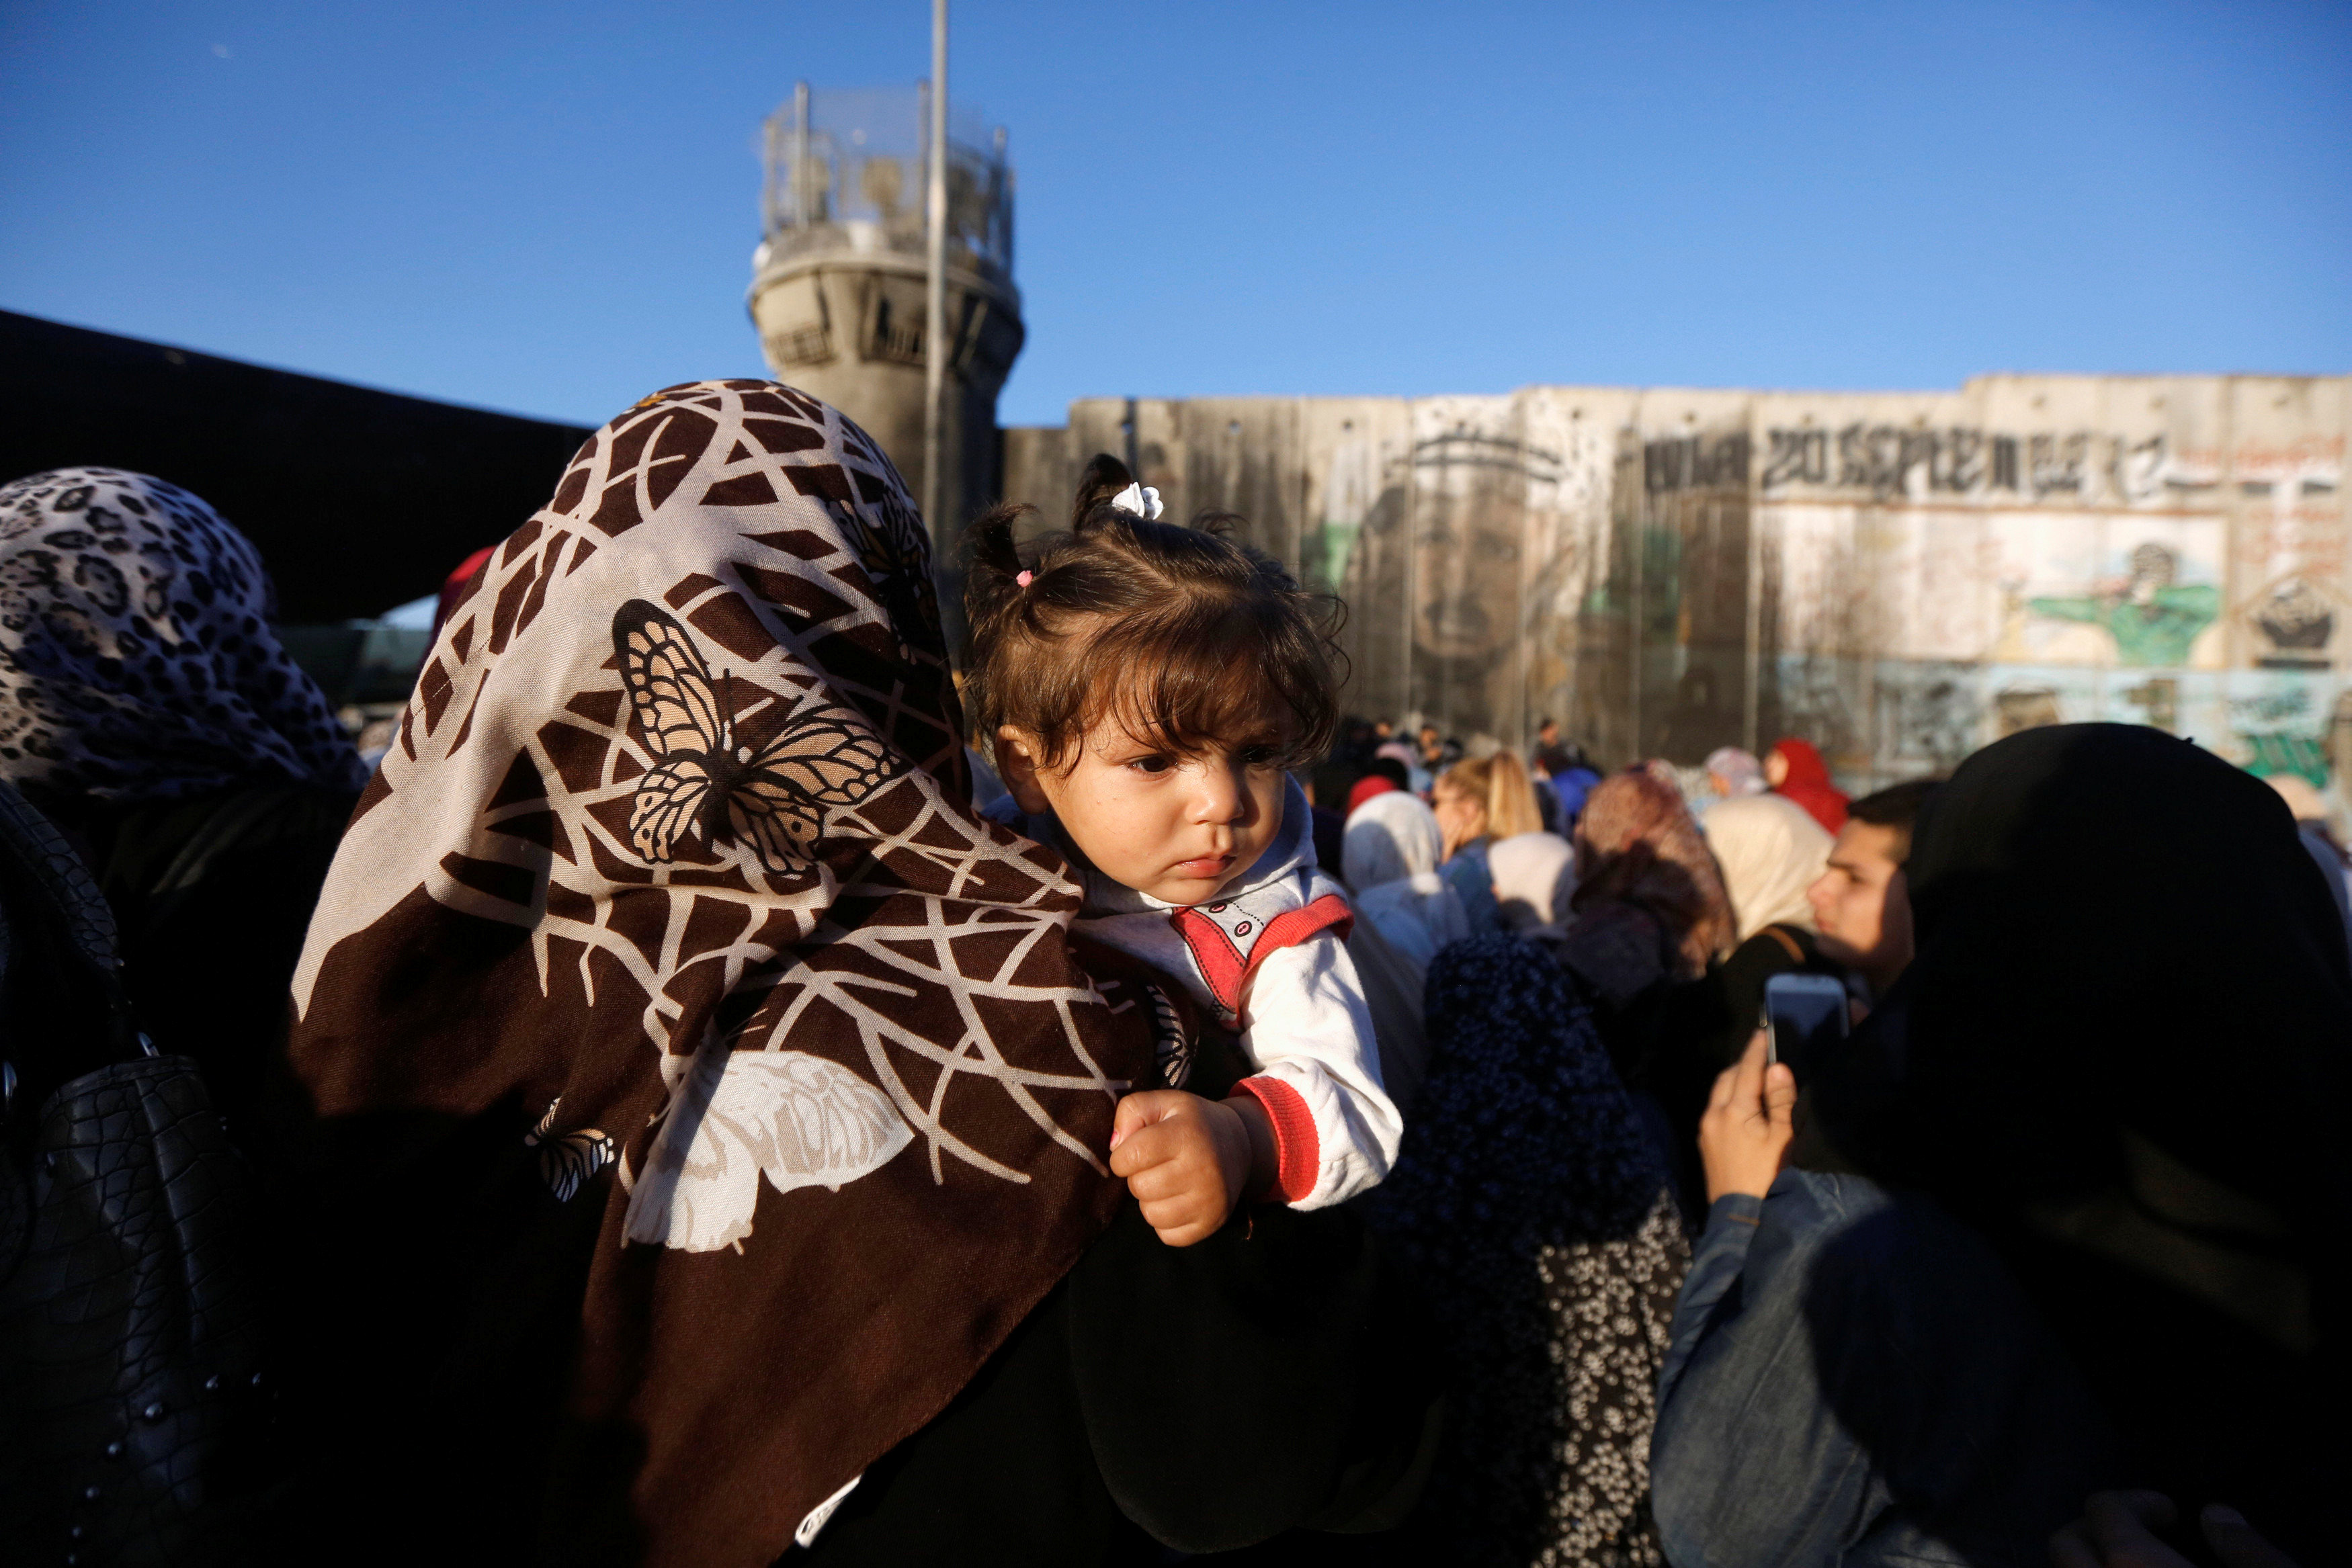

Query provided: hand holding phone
[1700,1031,1798,1203]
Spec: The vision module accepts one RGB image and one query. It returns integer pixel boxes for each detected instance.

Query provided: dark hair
[1364,757,1409,791]
[1847,778,1941,863]
[962,453,1343,773]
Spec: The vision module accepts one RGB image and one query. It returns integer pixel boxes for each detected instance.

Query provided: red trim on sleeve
[1232,1076,1319,1205]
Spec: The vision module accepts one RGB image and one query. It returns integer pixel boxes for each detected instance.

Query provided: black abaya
[1810,723,2352,1557]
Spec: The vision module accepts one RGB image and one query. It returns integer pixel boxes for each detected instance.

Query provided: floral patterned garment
[288,382,1165,1568]
[0,467,364,801]
[1366,933,1691,1568]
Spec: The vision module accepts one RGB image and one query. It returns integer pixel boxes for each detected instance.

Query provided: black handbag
[0,781,267,1565]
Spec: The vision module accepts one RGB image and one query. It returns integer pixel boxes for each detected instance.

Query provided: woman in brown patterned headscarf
[286,382,1175,1565]
[286,381,1438,1568]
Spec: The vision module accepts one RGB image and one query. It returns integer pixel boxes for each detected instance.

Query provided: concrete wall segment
[999,373,2351,800]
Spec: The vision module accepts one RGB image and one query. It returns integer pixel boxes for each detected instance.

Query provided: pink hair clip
[1016,570,1033,587]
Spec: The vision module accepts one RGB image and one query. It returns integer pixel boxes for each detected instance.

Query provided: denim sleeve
[1649,1172,1891,1568]
[1654,1192,1762,1407]
[1650,1172,2120,1568]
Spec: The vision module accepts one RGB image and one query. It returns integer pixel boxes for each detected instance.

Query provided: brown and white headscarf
[1567,770,1736,982]
[0,466,364,801]
[288,381,1165,1566]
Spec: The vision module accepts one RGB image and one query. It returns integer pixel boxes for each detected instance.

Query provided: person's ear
[996,726,1054,814]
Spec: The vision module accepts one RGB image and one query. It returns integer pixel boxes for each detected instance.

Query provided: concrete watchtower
[749,84,1023,585]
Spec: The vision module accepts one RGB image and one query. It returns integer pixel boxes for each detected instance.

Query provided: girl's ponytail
[960,501,1035,681]
[1070,453,1136,529]
[966,502,1029,585]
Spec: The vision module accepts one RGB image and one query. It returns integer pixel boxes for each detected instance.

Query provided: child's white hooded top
[986,780,1400,1209]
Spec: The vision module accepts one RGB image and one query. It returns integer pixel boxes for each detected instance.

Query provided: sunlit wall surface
[1005,374,2351,793]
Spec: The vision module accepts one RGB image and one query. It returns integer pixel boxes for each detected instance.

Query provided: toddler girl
[965,456,1400,1246]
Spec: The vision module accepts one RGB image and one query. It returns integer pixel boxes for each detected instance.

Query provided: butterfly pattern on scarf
[290,381,1165,1565]
[614,599,902,873]
[526,1096,619,1203]
[622,1047,914,1253]
[827,495,940,657]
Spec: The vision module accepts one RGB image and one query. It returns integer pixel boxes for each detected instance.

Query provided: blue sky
[3,1,2346,429]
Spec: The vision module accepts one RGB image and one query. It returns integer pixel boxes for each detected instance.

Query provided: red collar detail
[1167,892,1354,1017]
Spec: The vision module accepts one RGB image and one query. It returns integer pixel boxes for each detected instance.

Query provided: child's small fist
[1109,1090,1261,1246]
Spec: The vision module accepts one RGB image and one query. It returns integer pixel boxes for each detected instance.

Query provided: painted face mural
[1405,428,1552,737]
[1415,499,1520,662]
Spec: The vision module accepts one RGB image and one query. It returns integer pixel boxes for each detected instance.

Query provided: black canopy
[0,310,588,624]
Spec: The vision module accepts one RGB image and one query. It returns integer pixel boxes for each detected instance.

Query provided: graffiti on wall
[1409,427,1554,665]
[1760,425,2177,504]
[2003,517,2229,668]
[1006,378,2347,797]
[1644,433,1751,493]
[1873,660,1982,772]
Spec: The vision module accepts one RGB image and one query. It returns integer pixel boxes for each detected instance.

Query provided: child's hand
[1108,1090,1273,1246]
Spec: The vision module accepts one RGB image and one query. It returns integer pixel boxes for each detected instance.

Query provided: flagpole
[923,0,949,540]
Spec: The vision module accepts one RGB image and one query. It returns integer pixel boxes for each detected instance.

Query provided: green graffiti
[1300,523,1358,595]
[2028,584,2221,668]
[2240,732,2329,787]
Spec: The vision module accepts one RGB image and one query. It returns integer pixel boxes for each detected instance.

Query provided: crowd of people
[0,380,2342,1568]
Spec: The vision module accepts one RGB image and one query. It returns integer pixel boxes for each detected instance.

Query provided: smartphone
[1763,972,1849,1085]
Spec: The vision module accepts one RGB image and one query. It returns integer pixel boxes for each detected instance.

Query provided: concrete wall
[1003,374,2352,794]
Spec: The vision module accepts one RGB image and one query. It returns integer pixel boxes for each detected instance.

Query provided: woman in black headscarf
[1811,722,2349,1554]
[1655,723,2347,1565]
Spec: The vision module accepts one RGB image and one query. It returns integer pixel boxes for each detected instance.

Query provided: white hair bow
[1109,482,1164,521]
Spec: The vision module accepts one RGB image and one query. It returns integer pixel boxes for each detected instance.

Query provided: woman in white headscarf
[1701,793,1833,943]
[1341,790,1467,1114]
[1344,790,1472,967]
[1485,831,1576,933]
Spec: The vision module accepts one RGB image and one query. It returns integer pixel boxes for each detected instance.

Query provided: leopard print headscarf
[288,381,1164,1567]
[0,467,364,801]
